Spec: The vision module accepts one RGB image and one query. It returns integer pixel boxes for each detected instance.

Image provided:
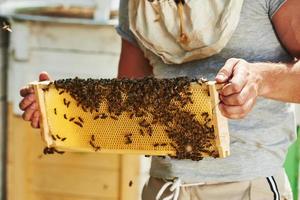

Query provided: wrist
[251,62,291,98]
[249,62,266,97]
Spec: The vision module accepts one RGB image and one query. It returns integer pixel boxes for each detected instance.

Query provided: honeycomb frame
[30,80,230,158]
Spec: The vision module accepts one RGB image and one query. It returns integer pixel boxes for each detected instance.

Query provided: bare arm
[258,0,300,101]
[118,39,153,78]
[272,0,300,58]
[216,0,300,119]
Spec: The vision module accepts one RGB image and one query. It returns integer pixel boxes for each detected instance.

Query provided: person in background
[20,0,300,199]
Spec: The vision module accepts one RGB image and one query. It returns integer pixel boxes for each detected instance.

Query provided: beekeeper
[19,0,300,199]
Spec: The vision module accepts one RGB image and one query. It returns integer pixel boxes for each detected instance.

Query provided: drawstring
[155,178,207,200]
[175,0,189,44]
[148,0,188,44]
[156,178,181,200]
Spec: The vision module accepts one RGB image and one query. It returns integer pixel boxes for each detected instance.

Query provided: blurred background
[0,0,298,200]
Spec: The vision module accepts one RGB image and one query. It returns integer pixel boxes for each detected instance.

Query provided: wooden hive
[30,78,230,160]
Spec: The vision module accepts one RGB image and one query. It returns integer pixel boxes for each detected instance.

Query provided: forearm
[216,58,300,119]
[257,59,300,103]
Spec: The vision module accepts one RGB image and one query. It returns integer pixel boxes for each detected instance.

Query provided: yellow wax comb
[30,77,230,160]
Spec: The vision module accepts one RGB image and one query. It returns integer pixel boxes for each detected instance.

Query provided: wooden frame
[208,82,230,158]
[31,81,53,146]
[29,80,230,158]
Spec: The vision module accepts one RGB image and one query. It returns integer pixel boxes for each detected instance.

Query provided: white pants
[142,169,293,200]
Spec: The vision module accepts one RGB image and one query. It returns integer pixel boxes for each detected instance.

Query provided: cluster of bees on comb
[44,77,218,161]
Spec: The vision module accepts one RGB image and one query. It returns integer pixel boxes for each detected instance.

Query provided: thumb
[215,58,239,83]
[39,71,51,81]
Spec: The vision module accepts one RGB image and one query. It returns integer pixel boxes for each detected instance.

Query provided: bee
[100,114,108,119]
[94,115,100,120]
[129,113,134,119]
[209,125,214,133]
[94,147,101,152]
[110,115,118,120]
[64,114,67,120]
[89,141,95,148]
[53,148,65,154]
[125,133,133,137]
[48,82,54,87]
[78,117,84,123]
[206,117,212,122]
[43,147,52,155]
[201,112,209,121]
[56,135,61,139]
[151,119,158,125]
[69,117,75,122]
[43,147,64,155]
[136,111,144,117]
[147,127,153,136]
[139,129,144,136]
[54,108,57,115]
[153,143,159,147]
[129,180,133,187]
[59,90,65,95]
[51,135,56,141]
[170,143,177,150]
[204,143,212,149]
[74,121,83,128]
[89,138,101,151]
[124,136,133,145]
[61,138,67,141]
[82,106,87,112]
[186,91,193,96]
[2,22,12,32]
[139,119,150,128]
[188,98,194,104]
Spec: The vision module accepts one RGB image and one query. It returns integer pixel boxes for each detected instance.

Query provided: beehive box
[30,77,230,160]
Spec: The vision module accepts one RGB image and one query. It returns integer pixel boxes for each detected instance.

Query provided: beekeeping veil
[129,0,244,64]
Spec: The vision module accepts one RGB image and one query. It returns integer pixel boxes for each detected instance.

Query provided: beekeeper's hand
[19,72,51,128]
[215,58,262,119]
